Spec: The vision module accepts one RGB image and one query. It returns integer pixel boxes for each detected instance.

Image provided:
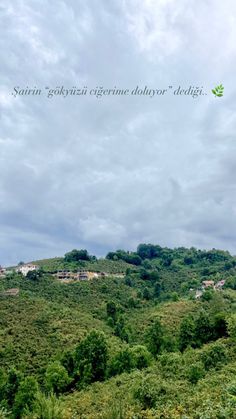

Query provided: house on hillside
[54,271,73,281]
[78,271,100,280]
[54,270,108,282]
[195,289,203,299]
[215,280,226,290]
[0,288,20,297]
[16,264,39,277]
[202,280,215,289]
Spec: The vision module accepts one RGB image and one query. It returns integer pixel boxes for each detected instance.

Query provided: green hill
[0,244,236,418]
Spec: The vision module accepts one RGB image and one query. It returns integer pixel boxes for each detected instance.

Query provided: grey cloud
[1,0,236,265]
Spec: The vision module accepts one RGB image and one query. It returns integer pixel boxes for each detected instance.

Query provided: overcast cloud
[1,0,236,266]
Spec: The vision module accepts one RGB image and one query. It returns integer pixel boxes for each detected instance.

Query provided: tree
[4,368,22,408]
[179,316,196,351]
[143,287,151,300]
[75,330,108,386]
[137,244,162,259]
[61,350,76,377]
[125,276,132,287]
[194,311,214,346]
[187,362,205,384]
[26,269,43,281]
[64,249,92,262]
[114,316,129,342]
[108,349,135,377]
[213,312,228,339]
[154,282,161,298]
[227,314,236,340]
[129,345,152,370]
[0,368,7,403]
[45,362,71,394]
[145,319,164,357]
[200,342,227,370]
[13,376,38,418]
[106,301,117,322]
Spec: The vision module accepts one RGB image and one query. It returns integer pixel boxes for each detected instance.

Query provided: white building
[16,264,39,276]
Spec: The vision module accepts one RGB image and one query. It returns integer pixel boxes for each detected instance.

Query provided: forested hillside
[1,244,236,418]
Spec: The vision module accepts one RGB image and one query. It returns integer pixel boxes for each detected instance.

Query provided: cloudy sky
[1,0,236,266]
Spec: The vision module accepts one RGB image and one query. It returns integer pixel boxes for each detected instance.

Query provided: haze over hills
[0,244,236,418]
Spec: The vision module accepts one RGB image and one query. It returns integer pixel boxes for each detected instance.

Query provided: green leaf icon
[212,84,224,97]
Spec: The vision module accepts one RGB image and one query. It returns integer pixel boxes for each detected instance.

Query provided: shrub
[0,407,10,419]
[129,345,152,370]
[108,349,135,377]
[227,314,236,339]
[31,392,65,419]
[13,376,38,418]
[187,361,205,384]
[200,342,227,371]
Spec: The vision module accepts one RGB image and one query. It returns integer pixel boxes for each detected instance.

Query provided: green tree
[227,314,236,339]
[114,316,129,342]
[75,330,108,386]
[108,349,135,377]
[129,345,152,370]
[45,362,71,394]
[154,281,161,298]
[0,368,7,403]
[200,342,227,370]
[106,301,117,322]
[143,287,151,300]
[26,269,43,281]
[145,319,164,357]
[13,376,38,418]
[64,249,92,262]
[179,316,196,351]
[187,362,205,384]
[194,311,214,346]
[4,368,22,408]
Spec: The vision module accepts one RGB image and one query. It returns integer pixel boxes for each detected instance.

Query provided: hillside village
[0,245,236,418]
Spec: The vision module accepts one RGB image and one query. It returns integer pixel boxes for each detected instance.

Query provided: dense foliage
[0,244,236,418]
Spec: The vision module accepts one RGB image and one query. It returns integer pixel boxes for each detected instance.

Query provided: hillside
[0,244,236,418]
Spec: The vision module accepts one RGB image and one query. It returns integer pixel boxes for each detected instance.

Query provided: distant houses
[54,270,108,282]
[215,280,226,289]
[195,279,226,299]
[16,263,39,277]
[202,280,215,289]
[0,288,20,297]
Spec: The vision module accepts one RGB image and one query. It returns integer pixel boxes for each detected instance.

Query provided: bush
[129,346,152,370]
[31,392,65,419]
[227,314,236,339]
[133,376,172,410]
[200,342,227,371]
[187,361,205,384]
[0,407,10,419]
[108,349,135,377]
[179,316,196,351]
